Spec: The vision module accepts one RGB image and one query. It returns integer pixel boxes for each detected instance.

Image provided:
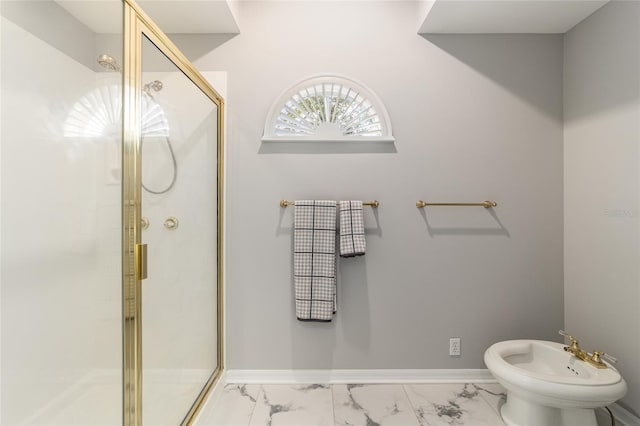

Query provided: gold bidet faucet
[559,330,616,369]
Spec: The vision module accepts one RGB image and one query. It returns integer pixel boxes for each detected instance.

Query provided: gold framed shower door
[122,1,225,425]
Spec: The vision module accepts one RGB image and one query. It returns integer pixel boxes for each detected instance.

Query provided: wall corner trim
[224,369,496,384]
[610,403,640,426]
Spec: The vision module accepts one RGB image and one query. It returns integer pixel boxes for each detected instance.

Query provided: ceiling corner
[418,0,610,34]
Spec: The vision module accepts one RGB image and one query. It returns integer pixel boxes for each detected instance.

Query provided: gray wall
[194,1,565,370]
[564,1,640,415]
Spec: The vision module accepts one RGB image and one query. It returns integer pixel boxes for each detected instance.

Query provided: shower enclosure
[1,1,224,424]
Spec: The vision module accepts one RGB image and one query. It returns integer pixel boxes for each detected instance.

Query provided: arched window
[262,75,394,143]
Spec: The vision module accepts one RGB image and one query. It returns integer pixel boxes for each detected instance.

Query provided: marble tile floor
[195,383,510,426]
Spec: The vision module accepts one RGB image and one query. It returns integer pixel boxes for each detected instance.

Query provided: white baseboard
[610,403,640,426]
[224,369,496,384]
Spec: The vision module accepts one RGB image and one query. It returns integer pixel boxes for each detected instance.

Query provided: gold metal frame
[280,199,380,208]
[416,200,497,208]
[122,1,225,424]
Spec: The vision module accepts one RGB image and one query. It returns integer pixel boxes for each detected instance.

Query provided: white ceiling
[56,0,239,34]
[419,0,610,34]
[56,0,611,36]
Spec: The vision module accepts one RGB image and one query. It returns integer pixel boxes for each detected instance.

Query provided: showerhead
[143,80,163,98]
[97,54,121,72]
[97,54,163,98]
[145,80,163,93]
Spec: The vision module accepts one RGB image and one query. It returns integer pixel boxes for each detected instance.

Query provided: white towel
[339,200,366,258]
[294,200,337,321]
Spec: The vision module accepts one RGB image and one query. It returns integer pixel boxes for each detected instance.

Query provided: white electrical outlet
[449,338,461,356]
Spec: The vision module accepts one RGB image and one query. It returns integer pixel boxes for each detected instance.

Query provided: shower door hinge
[135,243,148,280]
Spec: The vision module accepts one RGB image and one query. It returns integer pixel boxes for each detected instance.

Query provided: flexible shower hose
[142,136,177,195]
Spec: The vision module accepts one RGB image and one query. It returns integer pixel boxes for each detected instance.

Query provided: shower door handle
[136,243,148,280]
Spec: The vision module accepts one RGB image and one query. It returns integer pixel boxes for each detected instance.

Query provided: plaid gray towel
[294,200,337,322]
[339,200,366,257]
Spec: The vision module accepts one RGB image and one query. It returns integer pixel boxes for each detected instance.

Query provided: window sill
[261,136,395,143]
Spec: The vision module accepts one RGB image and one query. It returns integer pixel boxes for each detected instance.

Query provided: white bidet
[484,339,627,426]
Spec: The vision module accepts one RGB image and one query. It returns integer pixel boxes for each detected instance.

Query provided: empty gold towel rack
[280,199,380,208]
[416,200,497,208]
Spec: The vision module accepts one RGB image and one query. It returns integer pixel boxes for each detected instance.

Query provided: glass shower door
[139,35,220,424]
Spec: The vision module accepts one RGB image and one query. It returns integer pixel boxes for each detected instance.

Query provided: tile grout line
[330,384,336,426]
[473,383,507,423]
[400,383,424,426]
[246,384,263,426]
[473,383,507,426]
[476,388,496,414]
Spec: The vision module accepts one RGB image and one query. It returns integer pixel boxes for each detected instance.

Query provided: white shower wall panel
[0,14,121,425]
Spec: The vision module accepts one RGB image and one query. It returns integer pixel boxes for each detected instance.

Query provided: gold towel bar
[280,199,380,208]
[416,200,497,208]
